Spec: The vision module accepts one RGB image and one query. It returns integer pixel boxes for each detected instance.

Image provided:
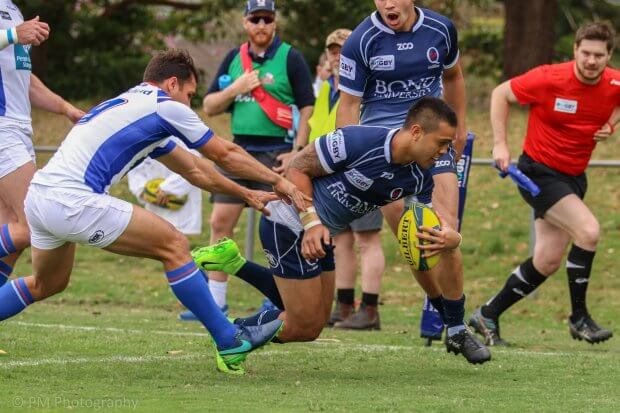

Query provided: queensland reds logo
[426,47,440,64]
[390,187,403,200]
[263,249,279,268]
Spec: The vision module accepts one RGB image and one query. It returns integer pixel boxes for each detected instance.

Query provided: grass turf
[0,107,618,411]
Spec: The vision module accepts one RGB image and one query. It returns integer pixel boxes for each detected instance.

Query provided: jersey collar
[370,6,425,35]
[384,128,399,163]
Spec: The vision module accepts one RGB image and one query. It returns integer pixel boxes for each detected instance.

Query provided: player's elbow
[202,95,219,117]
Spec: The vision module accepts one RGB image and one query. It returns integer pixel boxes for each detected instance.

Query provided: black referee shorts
[517,152,587,219]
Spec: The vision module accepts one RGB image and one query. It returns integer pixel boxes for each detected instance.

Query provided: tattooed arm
[285,142,329,210]
[287,138,333,259]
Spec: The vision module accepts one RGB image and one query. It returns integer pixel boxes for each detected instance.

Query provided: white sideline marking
[1,354,206,368]
[12,321,210,337]
[8,321,612,361]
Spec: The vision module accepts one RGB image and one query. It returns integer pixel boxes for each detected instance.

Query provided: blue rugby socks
[235,261,284,310]
[0,260,13,287]
[442,295,466,337]
[0,277,34,320]
[0,224,17,259]
[166,262,237,348]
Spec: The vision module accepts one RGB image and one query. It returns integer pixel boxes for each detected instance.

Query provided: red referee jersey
[510,61,620,175]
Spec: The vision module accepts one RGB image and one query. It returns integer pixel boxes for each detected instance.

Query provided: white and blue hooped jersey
[339,7,458,128]
[32,83,212,194]
[0,0,31,123]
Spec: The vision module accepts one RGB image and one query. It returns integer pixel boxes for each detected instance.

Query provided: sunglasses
[247,15,275,25]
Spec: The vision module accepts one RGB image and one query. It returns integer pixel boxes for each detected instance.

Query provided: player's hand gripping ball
[142,178,188,211]
[397,202,441,271]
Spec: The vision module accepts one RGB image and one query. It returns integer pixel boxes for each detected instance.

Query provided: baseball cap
[245,0,276,15]
[325,28,352,48]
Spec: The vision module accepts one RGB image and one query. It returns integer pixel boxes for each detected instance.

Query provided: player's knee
[285,317,324,341]
[32,275,70,299]
[576,220,600,249]
[8,222,30,249]
[355,231,381,253]
[209,214,235,236]
[160,229,190,264]
[536,255,563,275]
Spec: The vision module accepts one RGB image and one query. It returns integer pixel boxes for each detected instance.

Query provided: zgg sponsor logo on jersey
[327,181,378,215]
[326,129,347,164]
[434,160,452,168]
[339,55,356,80]
[554,98,578,114]
[344,169,374,191]
[369,55,395,71]
[374,77,436,99]
[397,42,414,51]
[611,79,620,87]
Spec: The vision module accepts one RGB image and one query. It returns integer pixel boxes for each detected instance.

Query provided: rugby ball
[142,178,188,211]
[397,202,441,271]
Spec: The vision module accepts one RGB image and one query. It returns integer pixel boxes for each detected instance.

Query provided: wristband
[0,28,17,49]
[303,219,322,231]
[455,232,463,249]
[606,121,615,134]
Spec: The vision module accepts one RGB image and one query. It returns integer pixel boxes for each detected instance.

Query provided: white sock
[208,279,228,308]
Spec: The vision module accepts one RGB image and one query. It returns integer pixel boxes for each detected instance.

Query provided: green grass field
[0,106,618,412]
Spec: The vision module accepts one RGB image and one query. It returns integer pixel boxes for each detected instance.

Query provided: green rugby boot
[192,238,246,275]
[215,319,284,375]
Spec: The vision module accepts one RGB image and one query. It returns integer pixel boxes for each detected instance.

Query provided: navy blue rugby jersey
[338,7,459,128]
[313,126,432,234]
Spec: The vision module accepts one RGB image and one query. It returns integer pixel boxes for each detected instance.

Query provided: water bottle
[218,74,232,90]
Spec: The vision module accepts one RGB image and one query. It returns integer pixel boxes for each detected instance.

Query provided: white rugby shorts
[0,119,35,179]
[24,184,133,250]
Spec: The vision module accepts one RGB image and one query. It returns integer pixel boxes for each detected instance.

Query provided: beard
[249,31,274,48]
[576,63,605,82]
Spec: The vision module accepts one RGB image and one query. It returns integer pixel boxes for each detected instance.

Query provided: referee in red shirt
[470,22,617,346]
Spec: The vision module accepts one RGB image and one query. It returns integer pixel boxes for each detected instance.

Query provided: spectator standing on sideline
[312,52,331,98]
[202,0,314,315]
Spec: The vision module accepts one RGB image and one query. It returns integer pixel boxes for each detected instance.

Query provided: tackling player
[0,50,309,374]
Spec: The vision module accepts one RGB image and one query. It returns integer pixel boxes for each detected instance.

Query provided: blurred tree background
[18,0,620,101]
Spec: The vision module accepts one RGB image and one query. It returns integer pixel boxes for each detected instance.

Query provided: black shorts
[517,152,587,219]
[210,150,288,204]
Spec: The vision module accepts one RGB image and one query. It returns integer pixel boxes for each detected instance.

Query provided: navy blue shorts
[259,216,335,280]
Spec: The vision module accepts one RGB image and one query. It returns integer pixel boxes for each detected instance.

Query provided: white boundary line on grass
[1,354,207,368]
[6,320,613,365]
